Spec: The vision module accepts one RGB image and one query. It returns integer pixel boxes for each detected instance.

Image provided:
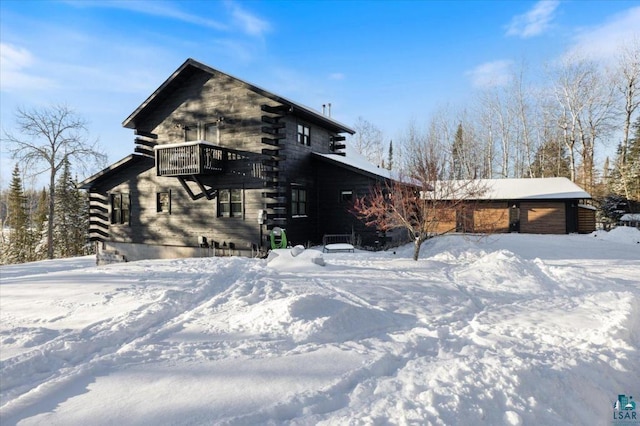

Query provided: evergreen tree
[530,138,571,178]
[626,116,640,201]
[387,140,394,171]
[610,116,640,201]
[608,144,626,196]
[598,194,629,229]
[3,165,32,264]
[53,159,87,257]
[33,188,49,259]
[451,123,464,179]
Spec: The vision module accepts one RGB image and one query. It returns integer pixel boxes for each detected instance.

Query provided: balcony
[155,141,225,176]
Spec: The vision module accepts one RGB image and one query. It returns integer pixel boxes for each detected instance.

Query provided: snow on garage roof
[432,177,592,200]
[481,177,591,199]
[313,147,591,201]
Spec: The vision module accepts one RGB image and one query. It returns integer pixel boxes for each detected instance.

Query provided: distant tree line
[0,160,91,264]
[350,41,640,226]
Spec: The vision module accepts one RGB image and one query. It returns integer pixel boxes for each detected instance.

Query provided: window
[110,193,130,225]
[157,191,171,213]
[340,190,353,202]
[291,187,307,216]
[218,189,242,217]
[184,124,197,142]
[204,122,218,143]
[297,124,310,146]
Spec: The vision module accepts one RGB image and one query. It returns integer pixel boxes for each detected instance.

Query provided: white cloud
[0,43,55,92]
[65,0,228,31]
[227,2,271,37]
[0,43,33,70]
[94,1,271,38]
[565,6,640,62]
[506,0,559,38]
[466,60,514,89]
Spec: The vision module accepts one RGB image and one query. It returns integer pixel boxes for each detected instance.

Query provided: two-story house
[80,58,394,262]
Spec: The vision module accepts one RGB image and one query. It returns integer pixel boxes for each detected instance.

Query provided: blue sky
[1,0,639,188]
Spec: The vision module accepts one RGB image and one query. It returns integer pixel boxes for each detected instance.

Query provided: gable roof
[312,143,395,181]
[313,152,391,181]
[78,154,153,190]
[479,177,591,199]
[122,58,355,135]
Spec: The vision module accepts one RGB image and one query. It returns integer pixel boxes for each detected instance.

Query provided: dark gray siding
[87,62,358,258]
[313,159,384,246]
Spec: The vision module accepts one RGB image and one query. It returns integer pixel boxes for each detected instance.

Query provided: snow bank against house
[1,233,639,425]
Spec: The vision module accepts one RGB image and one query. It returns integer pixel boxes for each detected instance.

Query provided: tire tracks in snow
[0,257,253,420]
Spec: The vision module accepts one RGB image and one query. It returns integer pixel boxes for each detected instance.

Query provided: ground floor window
[291,187,307,216]
[110,193,130,224]
[157,191,171,213]
[218,189,242,217]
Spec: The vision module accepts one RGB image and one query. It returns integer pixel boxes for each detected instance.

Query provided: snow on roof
[620,213,640,221]
[482,177,591,200]
[311,148,591,200]
[433,177,591,200]
[312,144,395,180]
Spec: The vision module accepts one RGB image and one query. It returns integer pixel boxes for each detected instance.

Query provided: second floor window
[184,125,197,142]
[204,123,218,143]
[111,193,130,225]
[218,189,242,217]
[297,124,310,146]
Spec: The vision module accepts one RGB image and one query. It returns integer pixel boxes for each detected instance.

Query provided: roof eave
[122,58,355,135]
[78,154,147,190]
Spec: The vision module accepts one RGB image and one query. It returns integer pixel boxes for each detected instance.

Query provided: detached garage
[433,178,595,235]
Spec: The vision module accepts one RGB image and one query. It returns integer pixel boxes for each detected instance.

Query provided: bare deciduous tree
[2,104,106,259]
[550,54,616,192]
[613,38,640,199]
[350,116,384,166]
[352,120,487,260]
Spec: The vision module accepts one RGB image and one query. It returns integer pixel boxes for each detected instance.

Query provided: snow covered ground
[1,229,639,425]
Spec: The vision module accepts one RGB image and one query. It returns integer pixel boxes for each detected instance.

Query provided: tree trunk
[47,169,55,259]
[413,236,425,261]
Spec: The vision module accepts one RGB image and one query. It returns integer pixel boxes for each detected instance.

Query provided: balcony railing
[155,141,225,176]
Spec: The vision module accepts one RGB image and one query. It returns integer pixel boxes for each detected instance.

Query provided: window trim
[110,193,130,225]
[291,186,308,218]
[340,190,353,203]
[218,188,243,218]
[184,123,198,142]
[297,123,311,146]
[156,191,171,214]
[204,122,219,144]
